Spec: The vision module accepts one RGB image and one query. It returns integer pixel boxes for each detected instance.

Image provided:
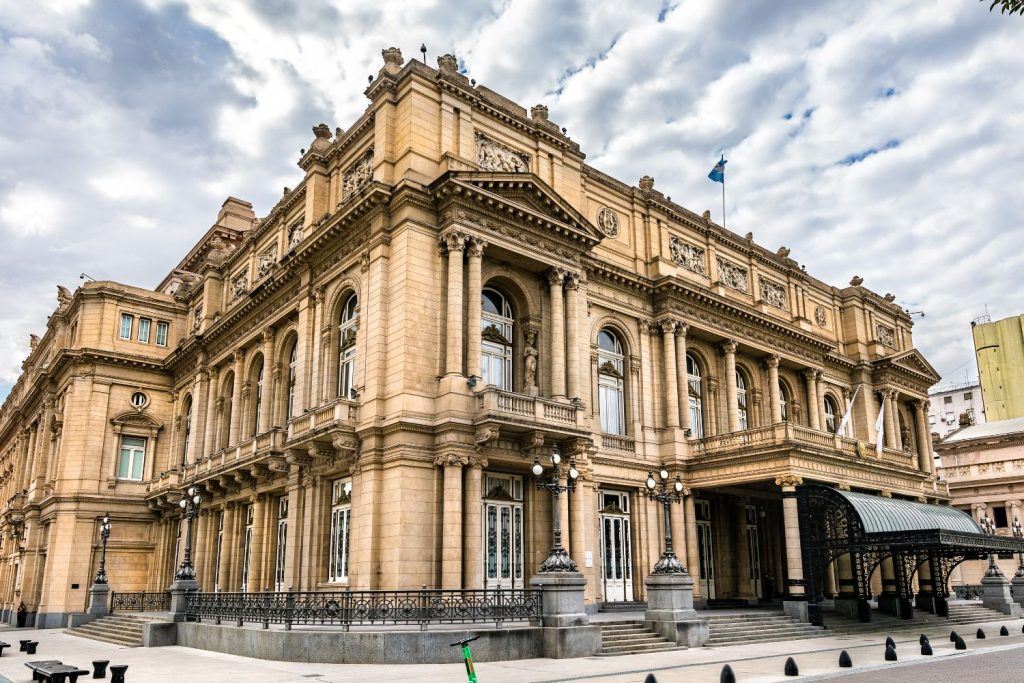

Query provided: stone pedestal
[88,583,110,616]
[834,597,871,622]
[643,573,709,647]
[981,573,1022,617]
[529,572,600,658]
[1011,574,1024,607]
[168,579,200,621]
[782,599,809,622]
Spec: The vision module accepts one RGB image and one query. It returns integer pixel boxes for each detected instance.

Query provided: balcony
[599,434,636,454]
[287,397,359,443]
[474,387,586,437]
[182,428,286,484]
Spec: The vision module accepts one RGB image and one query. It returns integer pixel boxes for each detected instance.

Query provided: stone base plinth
[169,579,200,620]
[88,583,110,616]
[982,574,1022,617]
[1011,575,1024,607]
[834,597,871,622]
[530,572,588,628]
[643,573,708,647]
[783,599,808,622]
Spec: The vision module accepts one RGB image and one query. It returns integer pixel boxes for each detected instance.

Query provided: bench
[25,641,39,655]
[0,640,10,656]
[26,661,89,683]
[20,639,33,652]
[25,660,61,681]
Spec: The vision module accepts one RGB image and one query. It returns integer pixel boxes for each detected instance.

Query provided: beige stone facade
[0,48,946,627]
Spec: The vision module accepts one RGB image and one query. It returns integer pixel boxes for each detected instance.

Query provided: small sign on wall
[584,551,593,568]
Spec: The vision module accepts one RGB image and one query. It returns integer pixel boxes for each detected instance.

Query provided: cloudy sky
[1,0,1022,402]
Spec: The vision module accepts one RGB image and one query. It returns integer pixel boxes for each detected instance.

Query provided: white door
[600,515,633,601]
[484,501,523,589]
[745,505,763,599]
[696,499,716,600]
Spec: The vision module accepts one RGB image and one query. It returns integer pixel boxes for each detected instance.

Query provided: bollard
[110,664,128,683]
[884,644,897,661]
[720,664,736,683]
[1000,625,1009,636]
[976,628,986,639]
[955,635,967,650]
[950,630,958,642]
[644,675,658,683]
[93,660,109,678]
[838,650,853,668]
[784,657,799,676]
[19,639,30,652]
[885,636,896,650]
[921,641,933,656]
[919,634,929,646]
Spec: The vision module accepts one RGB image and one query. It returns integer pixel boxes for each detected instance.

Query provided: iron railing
[111,591,171,612]
[952,584,983,600]
[185,587,542,631]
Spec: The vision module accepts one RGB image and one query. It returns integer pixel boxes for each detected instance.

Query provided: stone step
[710,623,823,635]
[707,633,831,646]
[65,629,140,647]
[598,642,683,655]
[601,634,671,645]
[599,625,649,633]
[75,623,144,638]
[706,618,804,628]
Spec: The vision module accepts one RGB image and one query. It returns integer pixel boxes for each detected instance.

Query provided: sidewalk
[0,614,1022,682]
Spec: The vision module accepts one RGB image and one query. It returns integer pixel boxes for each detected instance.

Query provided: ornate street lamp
[645,465,687,574]
[980,514,1003,577]
[174,487,202,581]
[1012,518,1024,578]
[93,513,112,585]
[532,445,579,573]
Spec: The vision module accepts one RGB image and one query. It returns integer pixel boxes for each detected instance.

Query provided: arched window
[779,381,789,422]
[823,395,839,433]
[736,371,748,430]
[180,395,193,464]
[597,328,626,435]
[338,294,358,399]
[251,358,264,437]
[286,340,297,421]
[481,288,513,391]
[686,354,704,438]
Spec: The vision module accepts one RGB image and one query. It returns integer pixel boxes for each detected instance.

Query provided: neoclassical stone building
[0,48,945,628]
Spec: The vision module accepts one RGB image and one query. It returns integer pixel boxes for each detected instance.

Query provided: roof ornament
[639,175,654,192]
[777,246,791,258]
[29,334,40,352]
[56,285,72,308]
[850,275,864,287]
[884,293,896,302]
[381,47,403,74]
[437,54,458,73]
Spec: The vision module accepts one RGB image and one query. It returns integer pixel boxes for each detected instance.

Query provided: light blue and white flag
[874,402,886,455]
[708,156,727,183]
[836,384,860,436]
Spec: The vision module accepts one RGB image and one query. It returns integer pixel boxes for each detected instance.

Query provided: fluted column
[684,492,701,600]
[675,325,691,433]
[660,320,680,428]
[217,504,235,591]
[442,232,466,377]
[259,328,276,434]
[767,355,782,424]
[722,340,740,432]
[202,367,219,457]
[228,349,244,446]
[911,399,933,473]
[891,393,904,451]
[883,389,899,449]
[463,457,486,589]
[777,475,805,598]
[438,453,467,588]
[565,272,581,400]
[803,369,820,430]
[546,268,566,399]
[465,238,486,382]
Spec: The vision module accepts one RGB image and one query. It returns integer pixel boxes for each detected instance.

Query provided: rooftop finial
[381,47,403,74]
[850,275,864,287]
[420,43,427,63]
[437,53,458,73]
[639,175,654,191]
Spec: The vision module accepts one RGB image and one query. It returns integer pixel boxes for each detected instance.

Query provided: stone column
[803,369,820,430]
[684,492,701,602]
[833,553,863,619]
[188,369,208,464]
[565,272,581,400]
[259,329,276,434]
[217,504,235,592]
[676,325,691,434]
[916,560,936,613]
[228,349,244,446]
[766,355,782,424]
[463,457,486,590]
[735,500,754,601]
[569,475,588,594]
[661,320,680,428]
[722,340,740,432]
[776,475,808,621]
[911,399,932,473]
[547,268,566,399]
[816,372,828,431]
[877,557,901,616]
[442,232,466,377]
[883,390,899,449]
[195,510,211,588]
[438,454,467,588]
[465,238,485,383]
[246,495,267,592]
[202,369,219,457]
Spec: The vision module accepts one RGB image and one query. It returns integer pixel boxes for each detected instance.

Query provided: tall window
[240,505,253,592]
[221,373,234,449]
[275,497,288,591]
[286,340,297,421]
[736,371,748,429]
[824,395,839,433]
[138,317,152,343]
[686,354,704,438]
[155,321,169,346]
[481,288,513,390]
[181,396,193,464]
[779,381,789,422]
[213,513,224,591]
[117,436,146,480]
[252,359,264,437]
[338,294,358,399]
[597,328,625,435]
[119,313,133,340]
[329,479,352,582]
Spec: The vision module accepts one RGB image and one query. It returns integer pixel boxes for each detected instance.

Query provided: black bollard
[644,675,658,683]
[839,650,853,668]
[955,636,967,650]
[950,630,958,642]
[977,628,986,639]
[721,664,736,683]
[1000,625,1009,636]
[93,660,109,678]
[885,644,897,661]
[784,657,799,676]
[885,636,896,649]
[919,634,929,646]
[921,641,933,656]
[110,665,128,683]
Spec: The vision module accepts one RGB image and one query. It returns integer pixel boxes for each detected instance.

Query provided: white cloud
[0,184,62,236]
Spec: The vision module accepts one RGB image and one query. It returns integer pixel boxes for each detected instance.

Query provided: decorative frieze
[192,304,203,332]
[596,207,618,237]
[342,148,374,199]
[875,323,896,348]
[814,305,828,328]
[287,221,304,250]
[257,244,278,280]
[669,236,706,276]
[476,132,530,173]
[758,276,788,310]
[230,270,249,302]
[715,257,748,292]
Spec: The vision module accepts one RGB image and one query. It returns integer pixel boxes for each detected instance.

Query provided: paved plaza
[2,614,1024,682]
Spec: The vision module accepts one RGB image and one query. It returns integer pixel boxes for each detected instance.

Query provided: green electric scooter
[450,635,481,682]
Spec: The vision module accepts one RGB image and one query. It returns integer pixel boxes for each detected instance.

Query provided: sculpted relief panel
[669,237,706,276]
[876,323,896,348]
[759,277,788,310]
[342,148,374,199]
[230,270,249,302]
[257,244,278,280]
[476,132,531,173]
[596,207,619,237]
[715,257,748,293]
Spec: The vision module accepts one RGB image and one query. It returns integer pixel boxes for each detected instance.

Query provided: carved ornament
[669,237,706,276]
[716,257,748,292]
[596,207,618,237]
[475,132,530,173]
[342,148,374,199]
[758,277,788,310]
[257,244,278,280]
[875,323,896,348]
[774,474,804,489]
[814,305,827,328]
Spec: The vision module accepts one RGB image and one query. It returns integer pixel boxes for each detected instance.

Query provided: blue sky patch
[838,139,901,165]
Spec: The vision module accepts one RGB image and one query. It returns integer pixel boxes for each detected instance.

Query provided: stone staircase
[66,613,168,647]
[598,621,686,655]
[597,601,647,613]
[825,602,1013,635]
[706,611,829,647]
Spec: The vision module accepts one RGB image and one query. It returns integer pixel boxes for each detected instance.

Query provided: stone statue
[850,275,864,287]
[523,330,539,395]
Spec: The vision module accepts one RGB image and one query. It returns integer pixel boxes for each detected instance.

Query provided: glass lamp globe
[179,499,187,509]
[646,473,656,490]
[532,460,544,477]
[569,464,579,480]
[674,479,683,493]
[659,466,669,481]
[193,494,201,505]
[551,451,561,466]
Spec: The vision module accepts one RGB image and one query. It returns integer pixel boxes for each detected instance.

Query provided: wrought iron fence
[185,587,542,631]
[111,591,171,612]
[952,584,983,600]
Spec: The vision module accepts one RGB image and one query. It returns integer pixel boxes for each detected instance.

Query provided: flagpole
[721,176,726,229]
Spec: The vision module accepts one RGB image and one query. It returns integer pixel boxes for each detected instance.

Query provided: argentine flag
[708,156,727,183]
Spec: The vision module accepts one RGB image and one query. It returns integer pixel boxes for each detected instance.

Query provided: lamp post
[645,465,687,574]
[980,513,1003,577]
[532,445,579,573]
[1013,518,1024,578]
[174,487,202,581]
[93,513,112,585]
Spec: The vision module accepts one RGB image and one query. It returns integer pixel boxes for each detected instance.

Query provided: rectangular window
[963,392,972,400]
[328,479,352,582]
[155,321,169,346]
[994,506,1009,528]
[119,313,133,340]
[117,436,146,480]
[943,396,953,404]
[138,317,151,343]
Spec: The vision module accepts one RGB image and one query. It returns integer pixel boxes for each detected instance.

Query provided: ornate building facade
[0,48,944,628]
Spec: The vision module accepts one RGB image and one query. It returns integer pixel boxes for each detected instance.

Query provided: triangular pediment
[879,349,942,383]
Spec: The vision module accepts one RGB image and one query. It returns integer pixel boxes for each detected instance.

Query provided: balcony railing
[600,434,636,453]
[288,397,359,441]
[476,387,584,431]
[182,428,285,482]
[111,591,171,613]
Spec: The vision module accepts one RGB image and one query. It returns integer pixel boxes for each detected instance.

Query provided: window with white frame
[328,479,352,582]
[275,497,288,591]
[117,435,146,480]
[736,371,748,429]
[286,341,297,421]
[779,381,789,422]
[213,513,224,591]
[240,505,253,591]
[155,321,169,346]
[824,395,839,433]
[481,288,513,390]
[119,313,133,340]
[597,328,626,435]
[138,317,151,343]
[338,294,358,399]
[252,360,264,437]
[686,354,703,438]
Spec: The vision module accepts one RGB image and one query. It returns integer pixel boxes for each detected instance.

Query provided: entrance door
[745,505,763,599]
[483,473,524,590]
[598,491,633,602]
[695,499,716,599]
